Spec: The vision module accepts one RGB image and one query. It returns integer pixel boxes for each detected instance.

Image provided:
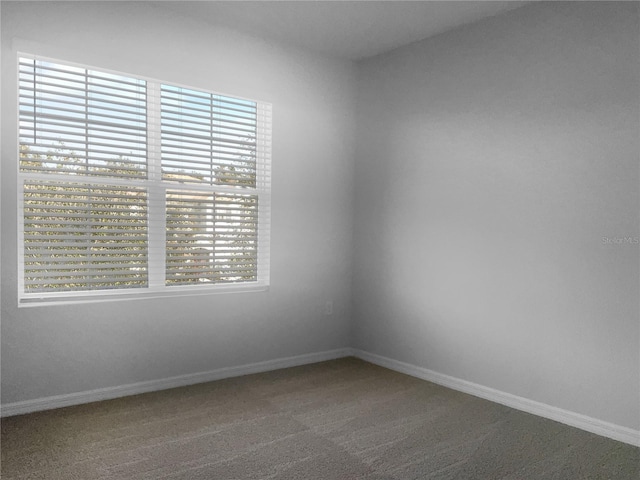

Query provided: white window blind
[161,86,258,186]
[19,58,147,177]
[22,181,148,293]
[18,55,271,304]
[165,191,258,285]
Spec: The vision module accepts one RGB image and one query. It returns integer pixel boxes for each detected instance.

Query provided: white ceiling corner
[155,1,530,61]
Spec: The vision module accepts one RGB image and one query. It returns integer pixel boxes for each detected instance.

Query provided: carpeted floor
[1,357,638,479]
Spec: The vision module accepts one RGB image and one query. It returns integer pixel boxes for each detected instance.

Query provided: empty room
[1,1,638,478]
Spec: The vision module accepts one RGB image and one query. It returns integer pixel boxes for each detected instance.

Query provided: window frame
[17,53,271,306]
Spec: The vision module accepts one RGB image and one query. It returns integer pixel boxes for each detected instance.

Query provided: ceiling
[157,1,529,61]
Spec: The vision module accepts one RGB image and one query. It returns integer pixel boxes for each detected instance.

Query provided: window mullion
[147,81,165,288]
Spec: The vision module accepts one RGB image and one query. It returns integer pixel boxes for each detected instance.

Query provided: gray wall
[353,1,639,430]
[2,0,638,434]
[1,1,355,404]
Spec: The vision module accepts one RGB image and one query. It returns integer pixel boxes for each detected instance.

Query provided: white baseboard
[352,349,640,448]
[0,348,353,418]
[3,347,638,448]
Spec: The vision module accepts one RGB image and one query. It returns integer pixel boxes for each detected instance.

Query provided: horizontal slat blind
[161,85,257,186]
[22,180,148,293]
[19,57,147,178]
[18,55,270,302]
[165,190,258,285]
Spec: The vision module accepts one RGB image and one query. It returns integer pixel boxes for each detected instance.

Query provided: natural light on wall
[17,54,272,305]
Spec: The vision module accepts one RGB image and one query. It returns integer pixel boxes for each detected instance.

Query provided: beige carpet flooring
[1,357,638,479]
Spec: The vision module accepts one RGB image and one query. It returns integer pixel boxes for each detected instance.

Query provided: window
[18,55,271,304]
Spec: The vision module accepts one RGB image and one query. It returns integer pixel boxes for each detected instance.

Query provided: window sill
[18,283,270,308]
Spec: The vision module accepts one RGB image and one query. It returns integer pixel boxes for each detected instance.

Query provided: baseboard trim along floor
[351,349,640,447]
[2,347,638,447]
[0,348,352,418]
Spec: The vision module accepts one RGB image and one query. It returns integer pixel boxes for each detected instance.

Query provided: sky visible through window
[19,58,258,182]
[19,59,147,177]
[160,84,258,186]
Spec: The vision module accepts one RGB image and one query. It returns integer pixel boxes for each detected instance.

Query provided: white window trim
[17,53,271,306]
